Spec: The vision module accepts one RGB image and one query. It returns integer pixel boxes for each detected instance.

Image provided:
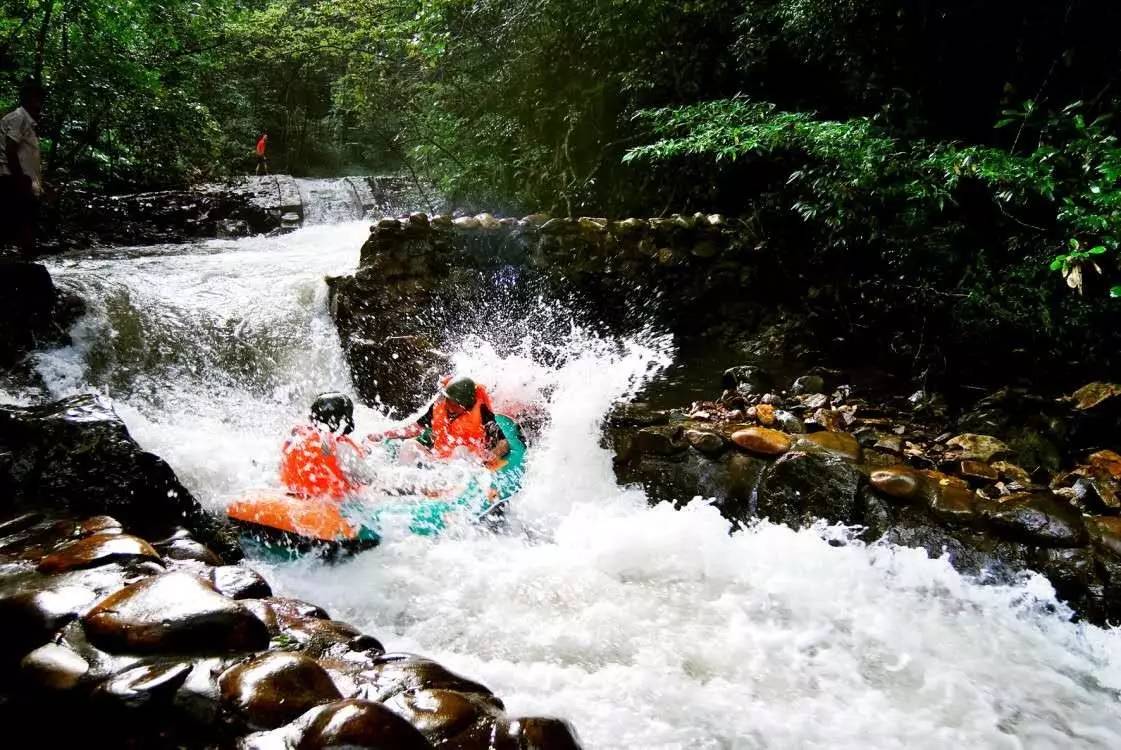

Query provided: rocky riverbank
[610,368,1121,624]
[0,395,581,748]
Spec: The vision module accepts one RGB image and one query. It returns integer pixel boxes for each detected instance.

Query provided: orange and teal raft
[227,414,526,560]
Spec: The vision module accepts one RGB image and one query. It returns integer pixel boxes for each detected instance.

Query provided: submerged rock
[83,572,270,654]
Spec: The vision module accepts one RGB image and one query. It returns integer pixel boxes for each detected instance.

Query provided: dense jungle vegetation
[3,0,1120,378]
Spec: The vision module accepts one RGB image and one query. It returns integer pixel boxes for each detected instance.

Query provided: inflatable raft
[227,414,526,559]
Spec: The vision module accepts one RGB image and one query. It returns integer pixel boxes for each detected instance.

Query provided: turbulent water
[9,186,1121,748]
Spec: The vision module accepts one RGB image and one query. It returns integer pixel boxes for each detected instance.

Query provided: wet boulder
[492,716,583,749]
[94,661,194,709]
[983,493,1088,547]
[241,699,433,750]
[0,395,240,560]
[356,654,493,703]
[722,365,772,396]
[384,688,503,744]
[82,572,270,654]
[220,652,342,729]
[756,450,863,526]
[0,262,82,366]
[730,427,792,457]
[211,566,272,600]
[20,643,90,690]
[38,533,162,573]
[870,466,925,502]
[0,585,99,662]
[157,537,223,566]
[802,431,862,462]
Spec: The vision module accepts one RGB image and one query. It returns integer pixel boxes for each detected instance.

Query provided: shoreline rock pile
[0,509,581,748]
[610,370,1121,624]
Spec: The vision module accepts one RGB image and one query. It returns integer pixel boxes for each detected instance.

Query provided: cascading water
[12,216,1121,749]
[297,178,367,224]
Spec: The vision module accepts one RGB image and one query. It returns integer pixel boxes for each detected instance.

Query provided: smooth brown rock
[38,533,161,573]
[991,461,1032,485]
[494,716,583,749]
[684,429,726,456]
[945,433,1012,462]
[83,572,270,654]
[928,484,982,524]
[958,460,999,482]
[1089,450,1121,480]
[383,689,501,743]
[804,431,862,462]
[297,699,432,749]
[267,597,330,627]
[357,654,493,702]
[1086,516,1121,560]
[0,585,99,659]
[211,566,272,600]
[240,599,280,636]
[159,537,223,566]
[221,652,342,729]
[96,661,194,707]
[730,427,792,457]
[21,643,90,690]
[984,493,1088,548]
[870,466,924,501]
[78,515,124,537]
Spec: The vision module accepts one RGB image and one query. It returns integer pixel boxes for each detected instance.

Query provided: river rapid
[8,197,1121,748]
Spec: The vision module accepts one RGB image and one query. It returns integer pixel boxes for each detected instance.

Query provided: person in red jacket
[280,392,369,499]
[255,132,269,175]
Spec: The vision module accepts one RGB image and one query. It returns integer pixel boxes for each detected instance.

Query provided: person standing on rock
[255,131,269,175]
[0,79,46,258]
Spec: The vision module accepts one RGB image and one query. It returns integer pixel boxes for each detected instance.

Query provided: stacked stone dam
[329,211,752,411]
[0,396,581,748]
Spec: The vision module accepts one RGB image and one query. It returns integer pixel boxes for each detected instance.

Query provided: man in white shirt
[1,80,45,258]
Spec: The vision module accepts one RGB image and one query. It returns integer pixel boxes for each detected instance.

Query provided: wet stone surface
[82,572,272,654]
[610,368,1121,624]
[0,508,582,748]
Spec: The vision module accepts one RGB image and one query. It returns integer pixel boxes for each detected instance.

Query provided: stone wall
[329,211,757,411]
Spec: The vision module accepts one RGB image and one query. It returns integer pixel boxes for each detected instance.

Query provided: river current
[7,192,1121,747]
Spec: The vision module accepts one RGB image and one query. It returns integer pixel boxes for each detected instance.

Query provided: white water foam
[21,220,1121,749]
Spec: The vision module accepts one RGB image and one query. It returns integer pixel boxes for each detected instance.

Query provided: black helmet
[441,377,477,409]
[310,392,355,434]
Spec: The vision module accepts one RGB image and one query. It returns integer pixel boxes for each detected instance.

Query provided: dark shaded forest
[4,0,1120,379]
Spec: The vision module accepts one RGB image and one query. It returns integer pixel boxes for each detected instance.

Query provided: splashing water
[15,218,1121,749]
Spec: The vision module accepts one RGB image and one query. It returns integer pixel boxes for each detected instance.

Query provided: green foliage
[626,96,1121,297]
